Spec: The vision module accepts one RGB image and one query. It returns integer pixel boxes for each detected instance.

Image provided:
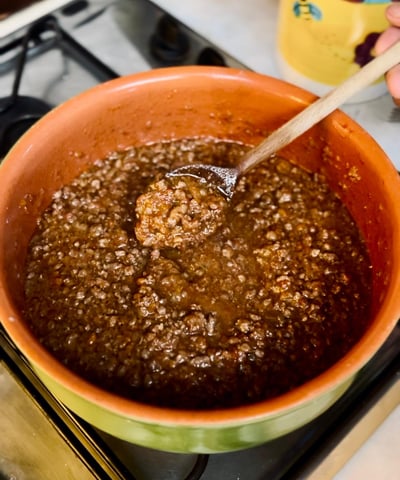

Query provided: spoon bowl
[167,163,238,198]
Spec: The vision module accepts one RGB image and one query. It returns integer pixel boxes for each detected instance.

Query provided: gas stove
[0,1,399,479]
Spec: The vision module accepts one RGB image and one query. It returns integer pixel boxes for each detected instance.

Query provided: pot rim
[1,66,400,427]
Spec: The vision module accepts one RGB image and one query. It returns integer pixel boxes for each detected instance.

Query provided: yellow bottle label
[278,0,391,86]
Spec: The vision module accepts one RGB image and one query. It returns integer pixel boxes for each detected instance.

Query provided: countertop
[150,1,400,479]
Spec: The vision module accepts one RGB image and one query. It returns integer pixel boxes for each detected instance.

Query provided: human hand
[375,3,400,105]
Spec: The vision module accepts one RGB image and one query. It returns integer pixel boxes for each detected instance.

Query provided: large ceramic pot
[1,67,400,454]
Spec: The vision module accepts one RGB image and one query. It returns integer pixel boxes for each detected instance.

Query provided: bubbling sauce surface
[24,138,372,409]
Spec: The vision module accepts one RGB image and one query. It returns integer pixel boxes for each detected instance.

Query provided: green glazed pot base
[35,364,353,453]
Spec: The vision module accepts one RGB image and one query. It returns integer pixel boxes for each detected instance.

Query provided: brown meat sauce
[24,138,372,409]
[135,175,227,249]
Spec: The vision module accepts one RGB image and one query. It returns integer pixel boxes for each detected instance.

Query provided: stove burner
[150,14,190,65]
[0,96,51,157]
[185,454,209,480]
[0,19,60,158]
[197,47,227,66]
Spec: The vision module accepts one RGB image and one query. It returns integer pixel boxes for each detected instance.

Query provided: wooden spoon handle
[237,40,400,176]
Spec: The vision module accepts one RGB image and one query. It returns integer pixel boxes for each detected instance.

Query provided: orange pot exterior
[0,67,400,452]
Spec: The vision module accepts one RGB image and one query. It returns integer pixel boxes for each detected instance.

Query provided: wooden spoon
[167,40,400,198]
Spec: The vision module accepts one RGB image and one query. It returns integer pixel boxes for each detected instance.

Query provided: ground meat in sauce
[23,138,372,410]
[135,175,227,248]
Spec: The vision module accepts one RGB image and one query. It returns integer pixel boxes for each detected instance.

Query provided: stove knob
[150,15,190,65]
[197,47,227,67]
